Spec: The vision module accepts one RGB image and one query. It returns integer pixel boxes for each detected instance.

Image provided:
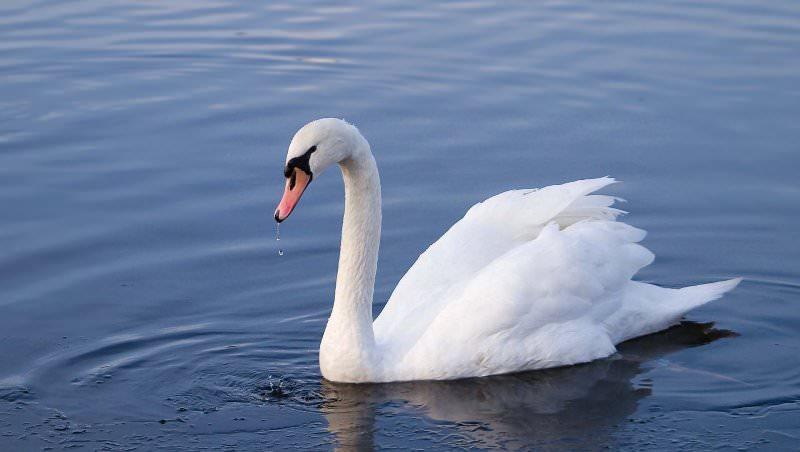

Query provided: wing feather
[374,177,622,353]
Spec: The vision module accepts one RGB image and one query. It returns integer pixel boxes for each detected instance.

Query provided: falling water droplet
[275,222,284,256]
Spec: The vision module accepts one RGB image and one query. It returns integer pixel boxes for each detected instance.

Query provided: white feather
[281,119,740,383]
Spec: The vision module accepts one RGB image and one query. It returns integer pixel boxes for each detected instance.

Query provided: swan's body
[274,118,740,383]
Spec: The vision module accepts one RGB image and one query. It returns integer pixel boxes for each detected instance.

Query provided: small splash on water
[262,375,291,399]
[276,222,284,256]
[258,375,325,407]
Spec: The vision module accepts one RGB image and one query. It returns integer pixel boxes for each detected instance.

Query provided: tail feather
[610,278,741,344]
[673,278,742,314]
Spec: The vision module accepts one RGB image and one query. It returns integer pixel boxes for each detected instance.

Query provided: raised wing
[393,219,654,379]
[373,177,623,352]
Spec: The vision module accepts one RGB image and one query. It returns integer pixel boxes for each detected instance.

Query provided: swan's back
[373,177,738,382]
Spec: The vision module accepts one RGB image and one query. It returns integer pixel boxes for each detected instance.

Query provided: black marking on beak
[284,145,317,179]
[274,209,283,223]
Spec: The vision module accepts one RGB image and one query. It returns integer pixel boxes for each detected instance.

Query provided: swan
[273,118,740,383]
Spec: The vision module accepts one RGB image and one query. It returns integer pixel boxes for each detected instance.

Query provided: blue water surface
[1,0,799,449]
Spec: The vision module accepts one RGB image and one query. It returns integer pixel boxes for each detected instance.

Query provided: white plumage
[275,118,740,383]
[374,178,738,380]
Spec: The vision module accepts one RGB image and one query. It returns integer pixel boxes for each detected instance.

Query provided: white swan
[273,118,740,383]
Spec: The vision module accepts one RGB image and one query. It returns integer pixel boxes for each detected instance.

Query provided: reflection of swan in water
[320,322,735,449]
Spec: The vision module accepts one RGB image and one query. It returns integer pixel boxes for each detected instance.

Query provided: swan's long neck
[319,140,381,382]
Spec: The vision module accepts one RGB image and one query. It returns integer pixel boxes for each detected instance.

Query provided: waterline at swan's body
[275,118,740,383]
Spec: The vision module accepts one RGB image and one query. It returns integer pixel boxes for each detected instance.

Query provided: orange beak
[274,167,311,222]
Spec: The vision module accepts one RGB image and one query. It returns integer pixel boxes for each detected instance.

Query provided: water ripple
[1,0,799,449]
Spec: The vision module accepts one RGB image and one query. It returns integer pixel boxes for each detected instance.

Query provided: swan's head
[274,118,364,222]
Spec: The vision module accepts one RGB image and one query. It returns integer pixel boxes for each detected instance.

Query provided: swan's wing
[393,220,654,380]
[387,219,738,381]
[374,177,623,349]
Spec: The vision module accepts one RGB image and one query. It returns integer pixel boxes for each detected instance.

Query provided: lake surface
[1,0,799,449]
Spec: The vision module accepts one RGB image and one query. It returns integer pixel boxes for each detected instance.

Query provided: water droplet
[275,222,283,256]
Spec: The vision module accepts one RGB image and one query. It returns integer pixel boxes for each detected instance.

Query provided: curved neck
[335,153,381,316]
[319,142,382,382]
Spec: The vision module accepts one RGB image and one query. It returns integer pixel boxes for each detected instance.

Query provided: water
[1,0,799,449]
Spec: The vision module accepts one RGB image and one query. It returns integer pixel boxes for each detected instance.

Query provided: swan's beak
[274,167,311,223]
